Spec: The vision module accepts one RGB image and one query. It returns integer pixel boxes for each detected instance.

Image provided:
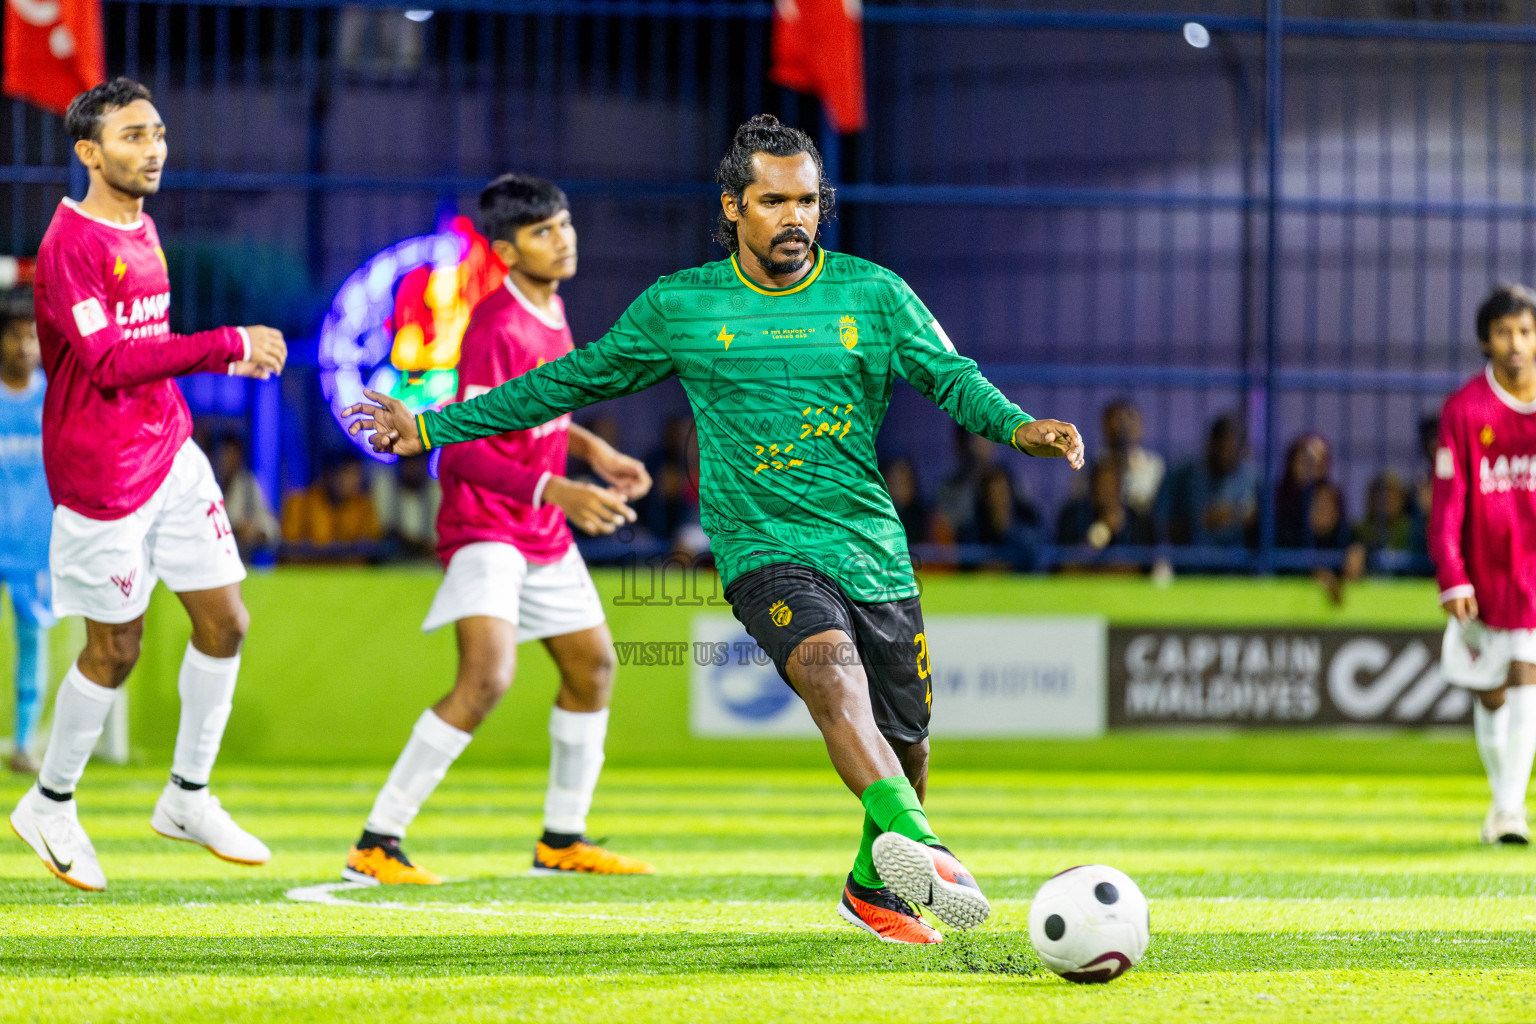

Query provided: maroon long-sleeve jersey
[34,200,245,519]
[1430,366,1536,628]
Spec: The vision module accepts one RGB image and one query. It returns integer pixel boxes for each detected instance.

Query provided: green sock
[860,775,940,846]
[851,813,882,889]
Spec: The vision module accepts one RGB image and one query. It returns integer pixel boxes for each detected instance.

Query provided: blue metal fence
[5,1,1536,570]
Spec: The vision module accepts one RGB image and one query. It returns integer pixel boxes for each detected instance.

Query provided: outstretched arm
[889,289,1084,469]
[347,288,675,457]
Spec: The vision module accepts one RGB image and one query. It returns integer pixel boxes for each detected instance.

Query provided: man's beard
[750,228,812,276]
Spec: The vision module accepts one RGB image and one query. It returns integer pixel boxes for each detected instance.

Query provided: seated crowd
[881,400,1438,580]
[199,399,1438,579]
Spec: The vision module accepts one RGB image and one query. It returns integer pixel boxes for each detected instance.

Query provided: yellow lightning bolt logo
[717,324,735,350]
[112,256,126,281]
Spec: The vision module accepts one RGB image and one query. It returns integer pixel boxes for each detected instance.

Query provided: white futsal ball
[1027,865,1150,983]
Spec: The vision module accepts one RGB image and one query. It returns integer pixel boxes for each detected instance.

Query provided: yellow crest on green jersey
[839,316,858,350]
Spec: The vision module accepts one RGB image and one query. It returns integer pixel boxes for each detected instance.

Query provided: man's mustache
[772,229,811,246]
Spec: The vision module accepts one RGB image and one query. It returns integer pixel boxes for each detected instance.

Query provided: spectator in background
[371,454,440,560]
[212,433,279,560]
[935,422,995,542]
[1408,413,1439,560]
[0,301,51,773]
[1158,413,1259,547]
[1308,480,1365,602]
[880,454,930,547]
[972,465,1040,570]
[1057,457,1155,555]
[1272,435,1361,601]
[1102,398,1164,516]
[1275,434,1334,548]
[1354,470,1414,556]
[282,455,383,559]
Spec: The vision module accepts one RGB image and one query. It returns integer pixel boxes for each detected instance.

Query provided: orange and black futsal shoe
[871,833,991,930]
[531,836,654,875]
[838,874,943,944]
[342,837,441,885]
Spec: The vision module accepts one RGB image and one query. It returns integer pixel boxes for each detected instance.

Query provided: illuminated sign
[319,214,505,461]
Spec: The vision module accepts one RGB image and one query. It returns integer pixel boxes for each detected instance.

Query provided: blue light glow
[319,230,465,463]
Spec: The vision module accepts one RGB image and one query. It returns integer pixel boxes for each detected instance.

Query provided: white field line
[283,881,802,930]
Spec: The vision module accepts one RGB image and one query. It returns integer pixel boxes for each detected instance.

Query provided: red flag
[4,0,106,116]
[770,0,867,133]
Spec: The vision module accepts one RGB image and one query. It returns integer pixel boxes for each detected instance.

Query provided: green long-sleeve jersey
[417,246,1034,602]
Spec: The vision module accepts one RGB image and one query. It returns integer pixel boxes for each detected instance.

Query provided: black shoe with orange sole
[837,873,943,944]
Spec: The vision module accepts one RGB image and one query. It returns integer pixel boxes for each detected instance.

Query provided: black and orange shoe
[871,833,990,930]
[342,835,441,885]
[838,874,943,944]
[531,836,653,875]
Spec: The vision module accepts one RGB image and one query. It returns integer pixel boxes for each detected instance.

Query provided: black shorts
[724,562,932,745]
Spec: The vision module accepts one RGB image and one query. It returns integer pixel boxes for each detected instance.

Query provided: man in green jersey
[347,115,1084,944]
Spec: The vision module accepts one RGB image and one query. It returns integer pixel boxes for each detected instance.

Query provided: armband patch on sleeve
[1435,446,1456,480]
[71,297,108,337]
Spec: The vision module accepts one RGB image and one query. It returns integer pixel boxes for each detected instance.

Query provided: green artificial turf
[2,748,1534,1022]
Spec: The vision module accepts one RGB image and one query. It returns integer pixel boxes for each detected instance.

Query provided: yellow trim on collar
[729,245,826,297]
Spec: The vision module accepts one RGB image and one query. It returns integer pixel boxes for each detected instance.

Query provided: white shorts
[421,541,605,641]
[51,439,246,624]
[1440,618,1536,691]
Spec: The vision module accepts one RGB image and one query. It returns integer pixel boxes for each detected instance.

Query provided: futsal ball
[1027,865,1150,983]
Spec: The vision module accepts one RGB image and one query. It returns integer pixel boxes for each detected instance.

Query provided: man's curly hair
[713,114,836,252]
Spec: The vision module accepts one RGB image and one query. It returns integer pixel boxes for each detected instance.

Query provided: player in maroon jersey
[8,79,286,891]
[1432,283,1536,845]
[342,174,655,884]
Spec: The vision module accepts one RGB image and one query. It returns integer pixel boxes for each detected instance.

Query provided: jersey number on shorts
[915,631,932,710]
[207,500,233,540]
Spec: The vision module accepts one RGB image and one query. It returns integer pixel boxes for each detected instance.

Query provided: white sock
[170,643,241,787]
[543,707,609,836]
[1497,685,1536,815]
[37,664,118,796]
[365,710,472,838]
[1474,699,1509,806]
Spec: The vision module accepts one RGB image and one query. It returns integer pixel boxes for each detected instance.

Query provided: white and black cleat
[10,787,106,891]
[151,784,271,865]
